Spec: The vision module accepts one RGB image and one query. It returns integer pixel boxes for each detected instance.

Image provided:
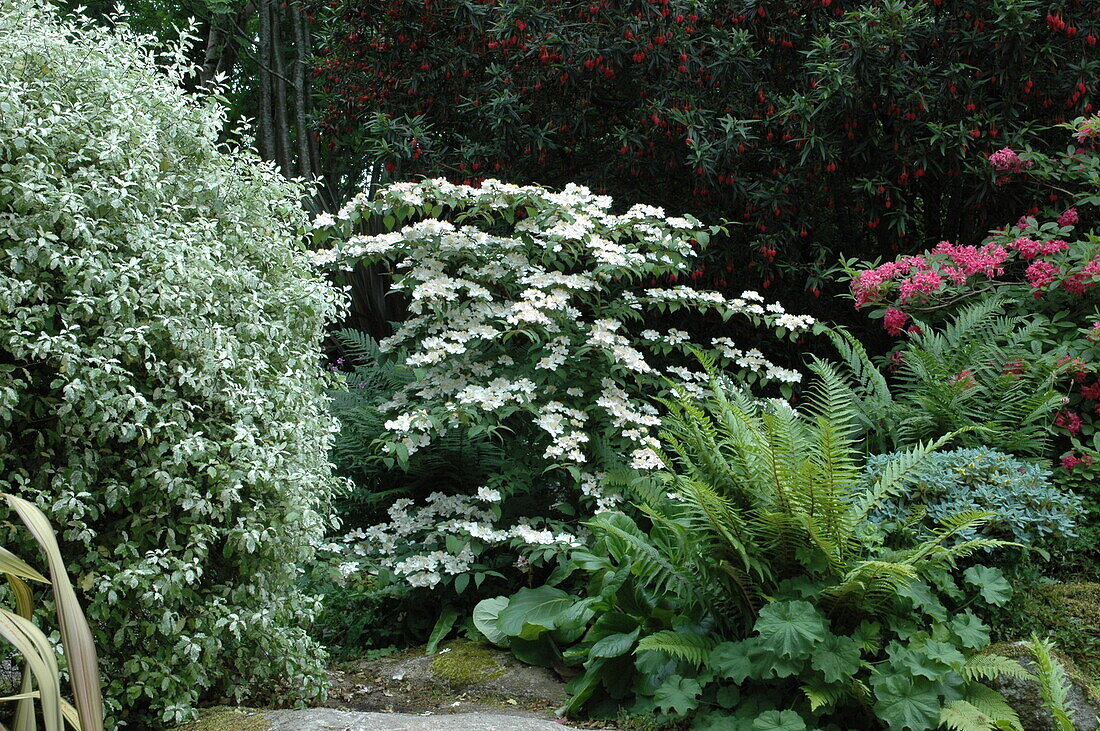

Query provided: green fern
[1029,635,1077,731]
[635,630,715,666]
[827,297,1065,456]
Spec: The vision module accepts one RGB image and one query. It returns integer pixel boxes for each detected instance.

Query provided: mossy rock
[430,640,507,687]
[985,642,1100,731]
[174,707,271,731]
[1040,582,1100,630]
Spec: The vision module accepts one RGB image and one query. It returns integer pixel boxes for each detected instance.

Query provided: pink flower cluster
[1075,116,1100,143]
[883,308,909,335]
[1055,410,1084,435]
[1063,255,1100,295]
[1061,451,1093,470]
[1088,322,1100,342]
[1058,207,1079,226]
[933,241,1009,280]
[1025,260,1061,290]
[850,255,927,307]
[1011,237,1068,260]
[989,147,1032,173]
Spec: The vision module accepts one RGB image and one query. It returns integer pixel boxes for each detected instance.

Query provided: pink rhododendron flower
[1055,410,1083,435]
[1041,239,1069,255]
[883,308,909,335]
[1025,260,1060,289]
[1088,322,1100,342]
[1010,237,1043,260]
[1081,382,1100,401]
[933,241,1008,277]
[898,269,944,303]
[1061,452,1082,470]
[1057,207,1079,226]
[1075,116,1100,143]
[1063,255,1100,295]
[989,147,1032,174]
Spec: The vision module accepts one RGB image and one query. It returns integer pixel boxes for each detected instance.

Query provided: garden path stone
[263,709,574,730]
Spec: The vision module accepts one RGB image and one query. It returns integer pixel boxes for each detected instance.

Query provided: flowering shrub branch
[312,178,813,587]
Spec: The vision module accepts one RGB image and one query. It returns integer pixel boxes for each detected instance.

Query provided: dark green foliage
[826,297,1066,455]
[476,362,1029,729]
[312,0,1100,294]
[328,329,508,526]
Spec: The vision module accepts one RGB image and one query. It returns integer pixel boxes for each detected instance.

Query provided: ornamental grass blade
[7,574,39,731]
[0,610,63,731]
[0,548,49,585]
[4,495,102,731]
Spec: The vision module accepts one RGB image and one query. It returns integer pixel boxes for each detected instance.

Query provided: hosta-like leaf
[589,628,640,659]
[496,586,573,636]
[472,597,510,646]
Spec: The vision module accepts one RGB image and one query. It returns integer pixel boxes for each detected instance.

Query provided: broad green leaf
[752,710,808,731]
[711,640,758,683]
[496,586,572,636]
[963,566,1012,606]
[948,613,990,650]
[872,673,942,731]
[425,606,459,655]
[652,675,702,716]
[472,597,509,646]
[589,628,640,659]
[811,634,862,684]
[753,601,827,658]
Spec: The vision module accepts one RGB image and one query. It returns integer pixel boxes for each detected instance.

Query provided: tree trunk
[273,6,293,176]
[292,4,314,182]
[258,0,277,163]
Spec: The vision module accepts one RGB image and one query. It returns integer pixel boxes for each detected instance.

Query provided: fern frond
[963,654,1034,683]
[635,630,715,666]
[940,699,1002,731]
[1029,635,1077,731]
[960,682,1024,731]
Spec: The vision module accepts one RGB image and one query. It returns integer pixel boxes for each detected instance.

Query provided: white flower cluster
[324,490,581,589]
[312,177,812,517]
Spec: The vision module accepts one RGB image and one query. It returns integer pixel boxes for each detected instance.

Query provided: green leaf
[963,566,1012,606]
[923,640,966,671]
[425,606,459,655]
[496,586,572,636]
[711,640,758,683]
[753,601,827,658]
[872,673,942,731]
[472,597,509,646]
[811,634,862,684]
[752,710,808,731]
[948,613,990,650]
[652,675,702,716]
[589,628,640,659]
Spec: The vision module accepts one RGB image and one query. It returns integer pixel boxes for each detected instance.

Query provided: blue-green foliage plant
[0,2,345,726]
[861,448,1082,549]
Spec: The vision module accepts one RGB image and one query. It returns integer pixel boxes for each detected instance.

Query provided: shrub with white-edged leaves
[0,2,344,726]
[311,178,812,592]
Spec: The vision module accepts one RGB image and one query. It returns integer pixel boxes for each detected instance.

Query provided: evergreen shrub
[0,2,344,725]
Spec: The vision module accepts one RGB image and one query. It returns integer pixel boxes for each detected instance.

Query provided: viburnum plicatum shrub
[309,0,1099,292]
[0,3,345,726]
[847,116,1100,475]
[310,177,812,590]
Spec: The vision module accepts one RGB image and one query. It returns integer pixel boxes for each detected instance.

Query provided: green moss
[173,707,271,731]
[430,640,506,687]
